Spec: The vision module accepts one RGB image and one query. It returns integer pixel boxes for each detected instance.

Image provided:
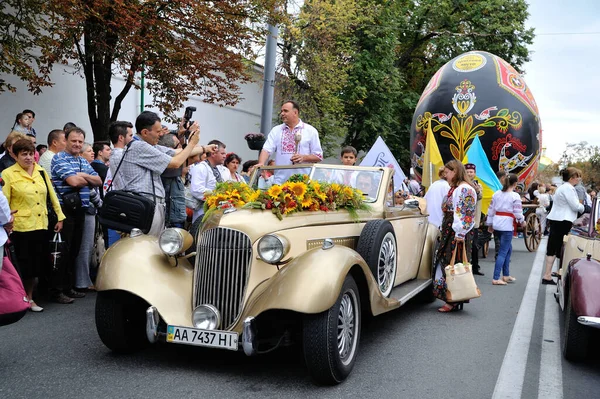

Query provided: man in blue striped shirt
[50,127,102,304]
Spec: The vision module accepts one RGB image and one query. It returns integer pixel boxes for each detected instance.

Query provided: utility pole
[260,22,278,135]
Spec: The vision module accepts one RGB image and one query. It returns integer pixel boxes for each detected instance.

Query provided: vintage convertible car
[94,164,438,384]
[556,196,600,361]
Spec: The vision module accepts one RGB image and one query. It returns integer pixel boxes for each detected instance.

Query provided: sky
[523,0,600,162]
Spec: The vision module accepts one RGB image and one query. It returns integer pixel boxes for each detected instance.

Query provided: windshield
[251,166,383,203]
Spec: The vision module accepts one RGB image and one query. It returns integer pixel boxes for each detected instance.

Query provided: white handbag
[184,185,203,211]
[444,243,481,302]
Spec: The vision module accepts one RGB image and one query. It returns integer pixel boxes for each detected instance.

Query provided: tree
[0,0,55,94]
[279,0,534,167]
[2,0,284,141]
[561,141,600,189]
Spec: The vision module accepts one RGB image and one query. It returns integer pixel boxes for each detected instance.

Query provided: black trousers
[471,228,480,270]
[49,206,85,296]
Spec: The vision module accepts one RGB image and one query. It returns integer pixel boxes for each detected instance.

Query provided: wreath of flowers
[203,174,369,221]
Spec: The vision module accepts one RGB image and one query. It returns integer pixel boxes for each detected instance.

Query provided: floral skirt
[433,211,474,301]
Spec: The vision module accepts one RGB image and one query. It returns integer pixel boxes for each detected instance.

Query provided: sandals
[492,279,507,285]
[438,304,456,312]
[502,276,516,283]
[437,303,463,312]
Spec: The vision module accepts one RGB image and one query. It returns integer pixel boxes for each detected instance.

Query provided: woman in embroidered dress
[434,160,478,312]
[486,174,526,285]
[224,153,244,183]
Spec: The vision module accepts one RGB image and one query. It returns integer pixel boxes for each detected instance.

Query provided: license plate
[166,325,238,351]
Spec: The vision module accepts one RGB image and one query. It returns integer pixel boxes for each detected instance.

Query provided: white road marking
[492,239,547,399]
[537,284,563,399]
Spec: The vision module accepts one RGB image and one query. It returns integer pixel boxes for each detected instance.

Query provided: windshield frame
[249,164,386,203]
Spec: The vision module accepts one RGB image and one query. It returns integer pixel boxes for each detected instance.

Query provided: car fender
[568,257,600,317]
[416,223,440,280]
[95,235,193,326]
[242,246,390,317]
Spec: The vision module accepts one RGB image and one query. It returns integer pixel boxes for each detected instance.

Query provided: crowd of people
[406,159,596,312]
[0,101,329,313]
[0,103,596,318]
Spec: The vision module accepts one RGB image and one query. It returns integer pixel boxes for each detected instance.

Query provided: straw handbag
[444,243,481,302]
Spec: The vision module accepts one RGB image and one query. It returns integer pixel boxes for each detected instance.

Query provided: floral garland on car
[203,174,369,221]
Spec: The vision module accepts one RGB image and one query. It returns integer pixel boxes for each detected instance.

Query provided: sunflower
[301,197,313,208]
[342,187,354,198]
[267,185,283,199]
[289,182,307,199]
[331,183,341,192]
[247,190,261,202]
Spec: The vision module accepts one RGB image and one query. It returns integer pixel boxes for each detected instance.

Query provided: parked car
[94,164,439,384]
[556,196,600,361]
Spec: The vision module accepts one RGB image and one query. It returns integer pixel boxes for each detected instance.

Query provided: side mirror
[404,199,420,209]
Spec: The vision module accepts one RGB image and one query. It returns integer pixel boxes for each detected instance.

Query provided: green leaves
[279,0,534,169]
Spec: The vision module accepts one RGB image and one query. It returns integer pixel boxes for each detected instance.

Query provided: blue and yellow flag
[463,135,502,213]
[422,119,444,188]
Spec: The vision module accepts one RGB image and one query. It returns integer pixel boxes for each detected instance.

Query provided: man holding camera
[109,111,212,236]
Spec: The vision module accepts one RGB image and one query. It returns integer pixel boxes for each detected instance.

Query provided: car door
[385,200,428,285]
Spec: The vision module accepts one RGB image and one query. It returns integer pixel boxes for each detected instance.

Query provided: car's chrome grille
[195,227,252,329]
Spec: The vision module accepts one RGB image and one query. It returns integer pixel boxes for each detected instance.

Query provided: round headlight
[257,234,286,264]
[159,228,184,255]
[192,304,220,330]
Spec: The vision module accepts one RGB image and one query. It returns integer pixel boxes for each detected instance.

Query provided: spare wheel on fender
[357,220,397,297]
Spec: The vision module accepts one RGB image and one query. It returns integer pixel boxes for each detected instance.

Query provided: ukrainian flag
[463,135,502,213]
[422,119,444,188]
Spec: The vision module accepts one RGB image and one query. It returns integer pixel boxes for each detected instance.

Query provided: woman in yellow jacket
[2,139,65,312]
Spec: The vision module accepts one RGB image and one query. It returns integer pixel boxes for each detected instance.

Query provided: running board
[389,278,432,305]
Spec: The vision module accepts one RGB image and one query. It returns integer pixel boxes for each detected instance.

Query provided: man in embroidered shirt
[50,127,102,304]
[257,101,323,184]
[108,111,204,237]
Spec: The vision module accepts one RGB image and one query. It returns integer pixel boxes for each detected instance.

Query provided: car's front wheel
[563,287,590,361]
[95,290,149,353]
[303,275,361,385]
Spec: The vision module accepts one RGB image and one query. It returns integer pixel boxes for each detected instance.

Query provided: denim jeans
[494,230,513,280]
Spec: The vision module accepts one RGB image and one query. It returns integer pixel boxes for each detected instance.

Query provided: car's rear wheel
[303,275,361,385]
[357,220,397,297]
[563,287,590,361]
[95,290,149,353]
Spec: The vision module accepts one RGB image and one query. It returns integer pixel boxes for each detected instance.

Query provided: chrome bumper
[577,316,600,328]
[146,306,160,343]
[242,316,257,356]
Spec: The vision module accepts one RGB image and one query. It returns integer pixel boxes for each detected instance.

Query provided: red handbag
[0,256,30,326]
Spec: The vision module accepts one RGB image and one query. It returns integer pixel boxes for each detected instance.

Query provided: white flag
[359,136,408,194]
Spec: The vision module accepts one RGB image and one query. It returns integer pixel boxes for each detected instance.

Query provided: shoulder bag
[98,142,156,234]
[0,255,30,326]
[444,242,481,303]
[39,170,59,228]
[60,158,83,212]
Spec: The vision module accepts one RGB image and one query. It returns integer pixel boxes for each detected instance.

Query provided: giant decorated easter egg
[410,51,541,188]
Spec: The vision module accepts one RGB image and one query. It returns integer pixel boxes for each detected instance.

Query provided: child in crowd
[339,146,357,186]
[340,146,357,166]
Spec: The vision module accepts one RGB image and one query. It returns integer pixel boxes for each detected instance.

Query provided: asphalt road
[1,238,598,399]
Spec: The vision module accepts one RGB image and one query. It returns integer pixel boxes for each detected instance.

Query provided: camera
[183,106,196,130]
